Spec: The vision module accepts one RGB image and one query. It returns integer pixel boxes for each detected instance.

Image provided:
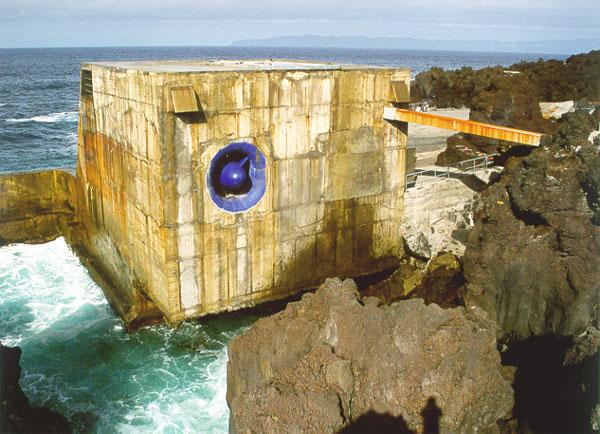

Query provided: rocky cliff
[462,112,600,342]
[226,110,600,433]
[227,278,513,433]
[0,343,71,433]
[456,111,600,432]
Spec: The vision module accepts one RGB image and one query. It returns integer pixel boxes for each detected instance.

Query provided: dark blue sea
[0,46,565,174]
[0,46,565,433]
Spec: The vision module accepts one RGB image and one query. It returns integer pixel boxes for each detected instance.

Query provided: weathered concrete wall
[402,169,499,258]
[403,169,498,228]
[74,67,168,324]
[0,170,76,244]
[404,178,476,229]
[75,61,410,324]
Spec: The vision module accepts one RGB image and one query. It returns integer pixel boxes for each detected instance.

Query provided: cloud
[0,0,597,26]
[0,0,597,47]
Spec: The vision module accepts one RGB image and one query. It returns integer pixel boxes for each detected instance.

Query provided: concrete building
[74,59,411,324]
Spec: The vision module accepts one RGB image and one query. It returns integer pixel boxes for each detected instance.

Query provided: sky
[0,0,598,48]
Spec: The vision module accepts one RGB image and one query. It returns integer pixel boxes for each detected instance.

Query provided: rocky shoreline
[0,343,71,434]
[227,112,600,433]
[227,278,514,433]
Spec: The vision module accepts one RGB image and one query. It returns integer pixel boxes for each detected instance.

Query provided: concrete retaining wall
[403,178,477,229]
[402,169,499,258]
[0,170,76,244]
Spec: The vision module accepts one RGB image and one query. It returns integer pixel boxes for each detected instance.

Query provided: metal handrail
[406,153,498,189]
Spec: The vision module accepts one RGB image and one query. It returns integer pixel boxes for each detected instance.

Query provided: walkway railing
[406,153,497,189]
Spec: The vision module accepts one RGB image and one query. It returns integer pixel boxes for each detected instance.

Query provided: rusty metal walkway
[384,107,544,146]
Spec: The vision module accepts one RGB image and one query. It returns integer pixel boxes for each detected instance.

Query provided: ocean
[0,46,565,433]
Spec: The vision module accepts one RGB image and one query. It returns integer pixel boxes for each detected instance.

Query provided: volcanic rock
[227,278,513,433]
[435,133,482,166]
[461,115,600,342]
[361,260,423,303]
[0,343,71,434]
[364,252,464,308]
[410,252,464,308]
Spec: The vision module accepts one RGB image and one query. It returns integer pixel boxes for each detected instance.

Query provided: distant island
[231,35,600,55]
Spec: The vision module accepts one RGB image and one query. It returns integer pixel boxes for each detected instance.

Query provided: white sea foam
[5,111,78,124]
[64,131,79,153]
[112,347,231,433]
[0,238,243,434]
[0,237,106,346]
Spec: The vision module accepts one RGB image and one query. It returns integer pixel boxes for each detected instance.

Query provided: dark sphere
[219,161,248,190]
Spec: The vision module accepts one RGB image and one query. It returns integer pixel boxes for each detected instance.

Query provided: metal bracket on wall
[168,86,200,113]
[389,81,411,104]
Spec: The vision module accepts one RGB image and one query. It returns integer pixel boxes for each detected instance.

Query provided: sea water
[0,46,566,433]
[0,238,257,433]
[0,46,564,175]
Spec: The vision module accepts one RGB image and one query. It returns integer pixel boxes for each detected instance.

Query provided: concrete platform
[83,59,408,73]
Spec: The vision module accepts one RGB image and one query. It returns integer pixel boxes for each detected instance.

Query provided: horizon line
[0,43,578,57]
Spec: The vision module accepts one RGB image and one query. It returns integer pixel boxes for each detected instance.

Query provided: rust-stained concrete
[0,170,77,245]
[71,59,411,324]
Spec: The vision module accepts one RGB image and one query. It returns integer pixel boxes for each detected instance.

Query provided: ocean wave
[5,111,78,124]
[0,238,250,433]
[67,131,78,144]
[113,348,231,433]
[0,237,106,346]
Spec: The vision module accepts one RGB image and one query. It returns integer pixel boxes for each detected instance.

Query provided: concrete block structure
[75,59,410,324]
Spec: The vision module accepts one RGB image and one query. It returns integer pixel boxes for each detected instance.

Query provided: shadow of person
[338,410,415,434]
[337,397,443,434]
[421,397,442,434]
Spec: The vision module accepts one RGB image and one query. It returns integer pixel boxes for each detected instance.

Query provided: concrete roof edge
[79,59,410,74]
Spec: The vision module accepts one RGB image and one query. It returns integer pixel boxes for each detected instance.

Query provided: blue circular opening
[207,142,267,213]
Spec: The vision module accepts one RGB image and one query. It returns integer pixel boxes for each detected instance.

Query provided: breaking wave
[5,111,78,124]
[0,238,252,433]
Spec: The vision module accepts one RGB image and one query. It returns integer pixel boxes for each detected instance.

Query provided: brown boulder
[227,278,513,433]
[411,252,465,308]
[362,261,423,303]
[436,133,482,166]
[364,252,464,308]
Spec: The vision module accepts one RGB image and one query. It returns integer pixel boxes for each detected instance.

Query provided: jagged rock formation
[457,114,600,432]
[436,132,487,166]
[362,259,424,302]
[435,74,556,166]
[363,252,464,308]
[409,252,464,308]
[461,114,600,342]
[0,343,71,434]
[227,278,513,433]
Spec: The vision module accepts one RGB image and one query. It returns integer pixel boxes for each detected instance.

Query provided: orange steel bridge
[383,107,544,146]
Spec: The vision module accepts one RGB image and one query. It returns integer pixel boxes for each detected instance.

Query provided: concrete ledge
[0,170,77,244]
